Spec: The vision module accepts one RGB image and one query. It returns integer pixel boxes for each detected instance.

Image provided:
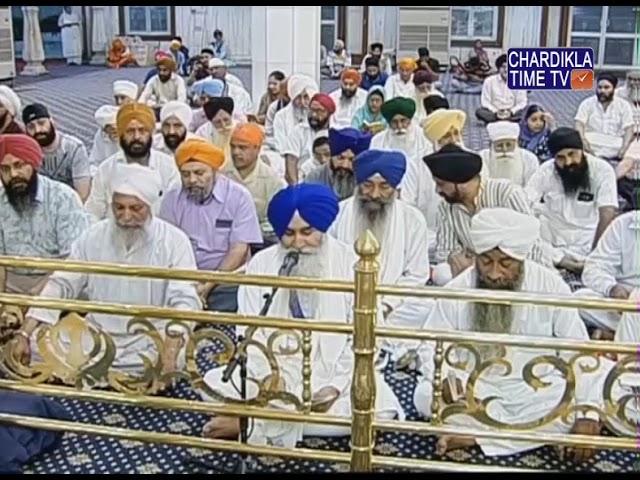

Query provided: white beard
[111,219,151,251]
[352,199,392,248]
[488,149,525,185]
[386,126,417,153]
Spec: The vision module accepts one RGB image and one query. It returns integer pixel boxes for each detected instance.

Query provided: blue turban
[193,78,225,97]
[267,184,339,238]
[354,149,407,188]
[328,127,372,157]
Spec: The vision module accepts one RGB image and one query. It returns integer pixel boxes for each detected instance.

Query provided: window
[321,6,338,51]
[122,6,172,37]
[451,6,500,42]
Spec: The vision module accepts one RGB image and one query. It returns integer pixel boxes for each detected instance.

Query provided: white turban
[94,105,118,128]
[0,85,21,117]
[208,58,226,68]
[470,208,540,261]
[160,100,193,128]
[487,121,520,142]
[113,80,139,100]
[111,163,163,208]
[287,74,319,100]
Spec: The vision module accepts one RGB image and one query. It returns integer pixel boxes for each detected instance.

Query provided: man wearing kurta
[414,208,600,460]
[329,149,430,360]
[328,68,367,128]
[152,101,196,156]
[201,183,404,445]
[139,57,187,112]
[159,139,262,313]
[20,163,201,374]
[0,134,90,296]
[112,80,138,106]
[89,105,119,176]
[384,57,416,100]
[86,103,181,221]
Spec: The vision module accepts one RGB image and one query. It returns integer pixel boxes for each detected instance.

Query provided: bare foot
[436,435,476,455]
[202,416,240,439]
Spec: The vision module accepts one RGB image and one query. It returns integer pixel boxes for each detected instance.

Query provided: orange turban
[397,57,417,71]
[156,56,176,71]
[116,103,155,136]
[231,123,265,147]
[175,138,225,170]
[341,68,361,85]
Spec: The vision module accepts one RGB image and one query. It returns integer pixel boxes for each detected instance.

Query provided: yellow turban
[175,138,225,170]
[231,123,265,147]
[116,102,155,136]
[397,57,417,71]
[423,109,467,144]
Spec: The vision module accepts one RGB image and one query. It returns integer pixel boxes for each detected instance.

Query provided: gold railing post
[351,230,380,472]
[431,339,445,425]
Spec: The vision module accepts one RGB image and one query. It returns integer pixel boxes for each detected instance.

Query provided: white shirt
[227,83,254,117]
[384,74,416,100]
[272,103,308,154]
[328,88,368,128]
[85,149,182,221]
[139,73,187,108]
[281,123,328,176]
[481,74,528,113]
[479,147,539,187]
[525,154,619,262]
[89,129,119,176]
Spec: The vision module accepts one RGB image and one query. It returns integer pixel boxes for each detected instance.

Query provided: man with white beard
[329,149,430,360]
[479,121,539,187]
[201,183,404,444]
[272,74,319,154]
[89,105,119,176]
[18,163,201,375]
[370,97,438,251]
[152,101,196,156]
[413,208,601,461]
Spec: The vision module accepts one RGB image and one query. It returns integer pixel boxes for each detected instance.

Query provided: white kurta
[27,217,201,370]
[272,103,307,154]
[384,74,415,100]
[85,149,182,221]
[227,83,254,117]
[139,74,188,108]
[202,237,404,447]
[479,147,539,188]
[328,88,368,128]
[414,261,600,456]
[88,129,119,176]
[58,11,82,64]
[281,123,328,179]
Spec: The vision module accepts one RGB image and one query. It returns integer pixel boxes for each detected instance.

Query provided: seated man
[423,95,450,117]
[476,54,527,124]
[359,42,392,77]
[160,139,262,313]
[328,68,367,129]
[424,144,552,286]
[0,134,90,296]
[19,164,200,375]
[614,69,640,212]
[575,210,640,338]
[209,59,254,117]
[89,105,119,175]
[195,97,237,167]
[413,69,444,124]
[305,127,371,201]
[201,183,404,444]
[139,56,187,115]
[225,123,286,246]
[384,57,417,100]
[326,39,351,79]
[0,85,24,134]
[422,108,467,151]
[189,78,225,132]
[413,208,600,459]
[112,80,138,106]
[329,149,430,360]
[23,103,91,201]
[86,103,181,220]
[575,72,634,162]
[360,57,388,91]
[525,127,618,276]
[272,74,318,154]
[152,101,195,156]
[479,121,539,187]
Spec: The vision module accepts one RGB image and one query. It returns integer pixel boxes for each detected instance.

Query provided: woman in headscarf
[351,85,387,135]
[518,104,554,163]
[107,38,137,69]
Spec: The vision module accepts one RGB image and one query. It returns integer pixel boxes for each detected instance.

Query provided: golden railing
[0,232,639,473]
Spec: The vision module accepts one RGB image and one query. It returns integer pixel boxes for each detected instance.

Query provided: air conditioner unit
[0,6,15,84]
[397,6,450,68]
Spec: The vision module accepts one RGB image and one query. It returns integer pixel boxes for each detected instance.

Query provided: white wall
[546,6,562,47]
[368,6,398,53]
[346,6,364,55]
[503,6,542,48]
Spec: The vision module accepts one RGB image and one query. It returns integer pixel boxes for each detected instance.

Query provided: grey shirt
[41,133,91,187]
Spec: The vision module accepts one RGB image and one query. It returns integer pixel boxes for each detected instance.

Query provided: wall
[368,6,398,53]
[503,6,542,48]
[545,6,562,47]
[346,6,364,56]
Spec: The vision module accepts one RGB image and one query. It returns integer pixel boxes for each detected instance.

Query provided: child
[519,104,554,163]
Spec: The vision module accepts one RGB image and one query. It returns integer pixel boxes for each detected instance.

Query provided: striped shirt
[434,178,553,267]
[41,133,91,187]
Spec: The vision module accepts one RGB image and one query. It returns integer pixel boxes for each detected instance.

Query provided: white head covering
[94,105,119,128]
[287,74,319,101]
[0,85,21,117]
[160,100,193,128]
[470,208,540,261]
[487,121,520,142]
[113,80,139,100]
[111,163,163,208]
[208,58,226,69]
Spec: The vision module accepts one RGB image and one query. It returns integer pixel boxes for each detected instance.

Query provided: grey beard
[354,197,392,247]
[331,173,355,200]
[489,151,524,184]
[629,86,640,103]
[115,225,149,250]
[284,241,328,318]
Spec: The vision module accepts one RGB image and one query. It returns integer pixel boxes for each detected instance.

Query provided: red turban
[310,93,336,115]
[0,134,43,169]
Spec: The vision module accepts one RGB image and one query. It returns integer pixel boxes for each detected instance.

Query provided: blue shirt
[361,73,388,91]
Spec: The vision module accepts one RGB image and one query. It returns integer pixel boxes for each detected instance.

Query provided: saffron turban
[423,144,482,183]
[310,93,336,115]
[547,127,584,156]
[111,163,163,208]
[328,127,371,157]
[0,134,43,169]
[175,138,225,170]
[381,97,416,122]
[354,149,406,188]
[287,74,319,100]
[397,57,417,71]
[470,208,540,261]
[113,80,138,100]
[231,123,265,147]
[160,101,193,128]
[267,184,339,238]
[0,85,21,117]
[341,68,362,85]
[116,103,155,136]
[156,56,177,71]
[94,105,119,128]
[193,78,225,97]
[422,109,466,144]
[203,97,234,121]
[487,121,520,142]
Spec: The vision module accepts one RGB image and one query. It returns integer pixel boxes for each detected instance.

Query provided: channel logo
[507,48,594,91]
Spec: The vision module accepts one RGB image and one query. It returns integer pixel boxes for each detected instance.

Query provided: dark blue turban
[328,127,372,157]
[353,149,407,188]
[267,184,339,238]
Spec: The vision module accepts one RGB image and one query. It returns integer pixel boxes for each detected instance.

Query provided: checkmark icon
[571,69,593,90]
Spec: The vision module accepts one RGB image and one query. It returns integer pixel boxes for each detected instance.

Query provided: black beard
[158,73,172,83]
[341,88,356,98]
[120,136,152,159]
[4,172,38,212]
[597,92,613,103]
[33,125,56,147]
[195,69,209,81]
[308,117,328,131]
[163,130,187,151]
[556,157,590,194]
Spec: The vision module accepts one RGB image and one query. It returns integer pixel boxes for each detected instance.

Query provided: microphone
[278,251,300,277]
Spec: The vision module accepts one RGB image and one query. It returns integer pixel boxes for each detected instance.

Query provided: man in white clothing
[113,80,138,106]
[201,183,403,444]
[414,208,601,460]
[413,69,444,124]
[329,149,430,359]
[476,54,527,124]
[89,105,119,176]
[422,108,467,151]
[384,57,416,100]
[152,101,195,156]
[139,57,187,115]
[328,68,367,128]
[525,127,618,275]
[480,121,539,187]
[208,57,244,89]
[272,74,319,154]
[58,7,82,65]
[86,103,181,220]
[17,163,201,375]
[208,58,254,118]
[614,70,640,211]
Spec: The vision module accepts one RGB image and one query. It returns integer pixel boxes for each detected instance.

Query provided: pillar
[20,6,47,76]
